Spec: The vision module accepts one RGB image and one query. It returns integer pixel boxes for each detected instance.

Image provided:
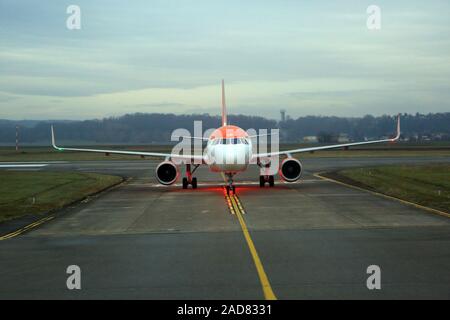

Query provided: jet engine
[279,158,302,182]
[155,161,179,185]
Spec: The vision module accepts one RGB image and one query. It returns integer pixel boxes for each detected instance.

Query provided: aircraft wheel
[182,177,188,189]
[192,177,198,189]
[268,175,275,187]
[259,175,265,187]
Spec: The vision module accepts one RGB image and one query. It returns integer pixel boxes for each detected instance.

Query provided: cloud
[0,0,449,119]
[0,92,19,103]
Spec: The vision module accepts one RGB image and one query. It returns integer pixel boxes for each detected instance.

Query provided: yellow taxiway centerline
[224,190,277,300]
[0,215,55,241]
[314,172,450,219]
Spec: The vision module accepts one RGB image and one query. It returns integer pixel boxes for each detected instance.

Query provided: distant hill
[0,112,449,145]
[0,120,41,129]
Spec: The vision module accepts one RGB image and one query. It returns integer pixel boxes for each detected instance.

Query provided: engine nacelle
[279,158,302,182]
[155,161,179,185]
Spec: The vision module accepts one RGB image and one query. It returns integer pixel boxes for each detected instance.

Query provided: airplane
[51,80,401,194]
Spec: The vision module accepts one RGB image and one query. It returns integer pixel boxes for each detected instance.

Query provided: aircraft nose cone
[207,145,249,173]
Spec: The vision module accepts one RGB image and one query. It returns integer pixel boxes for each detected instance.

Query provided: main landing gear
[257,158,275,188]
[182,177,197,189]
[182,164,199,189]
[259,175,275,187]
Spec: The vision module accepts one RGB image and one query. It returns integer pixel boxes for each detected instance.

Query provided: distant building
[337,133,350,143]
[303,136,318,143]
[280,109,286,122]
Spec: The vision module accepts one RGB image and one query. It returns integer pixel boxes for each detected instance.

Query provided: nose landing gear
[225,184,236,195]
[225,173,236,195]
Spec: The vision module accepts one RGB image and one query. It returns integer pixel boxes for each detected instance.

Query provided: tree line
[0,112,449,144]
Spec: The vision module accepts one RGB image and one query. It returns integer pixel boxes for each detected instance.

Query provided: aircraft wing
[172,135,209,141]
[51,126,204,162]
[253,115,401,158]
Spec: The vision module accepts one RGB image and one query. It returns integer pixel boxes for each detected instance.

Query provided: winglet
[51,125,62,150]
[391,114,401,141]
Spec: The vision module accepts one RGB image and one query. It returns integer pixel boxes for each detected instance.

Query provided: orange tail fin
[221,79,227,126]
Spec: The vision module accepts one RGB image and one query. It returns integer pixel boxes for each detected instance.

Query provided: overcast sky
[0,0,449,120]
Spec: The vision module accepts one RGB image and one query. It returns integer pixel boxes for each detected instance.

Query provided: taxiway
[1,156,449,299]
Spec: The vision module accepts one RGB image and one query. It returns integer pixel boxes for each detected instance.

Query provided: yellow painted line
[229,195,240,214]
[225,195,235,214]
[229,193,277,300]
[233,195,246,214]
[222,189,277,299]
[0,215,54,240]
[314,172,450,219]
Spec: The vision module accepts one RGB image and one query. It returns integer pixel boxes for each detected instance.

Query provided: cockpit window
[227,138,239,144]
[213,138,248,144]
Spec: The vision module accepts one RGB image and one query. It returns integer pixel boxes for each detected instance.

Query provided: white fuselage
[206,138,252,173]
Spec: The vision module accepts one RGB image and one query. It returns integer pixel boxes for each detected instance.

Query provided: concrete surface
[0,156,449,299]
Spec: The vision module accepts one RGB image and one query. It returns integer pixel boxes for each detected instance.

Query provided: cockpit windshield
[211,138,249,145]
